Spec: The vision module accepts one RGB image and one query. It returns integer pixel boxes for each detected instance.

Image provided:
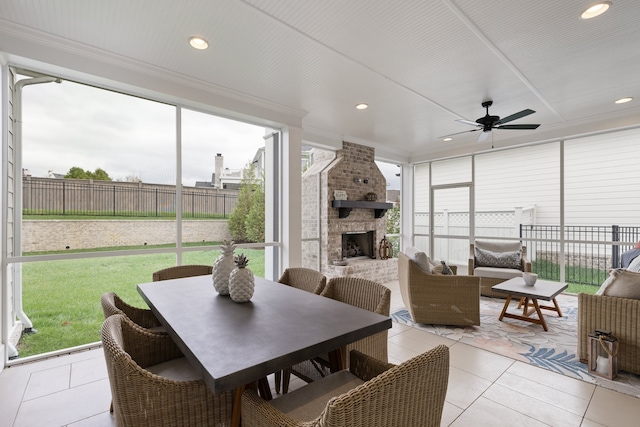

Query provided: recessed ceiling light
[355,103,368,110]
[581,2,611,19]
[615,97,633,104]
[189,36,209,50]
[443,137,453,142]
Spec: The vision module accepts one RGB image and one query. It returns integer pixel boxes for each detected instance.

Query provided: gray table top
[137,275,391,393]
[491,277,568,300]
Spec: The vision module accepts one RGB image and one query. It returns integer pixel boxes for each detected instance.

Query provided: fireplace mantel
[331,200,393,218]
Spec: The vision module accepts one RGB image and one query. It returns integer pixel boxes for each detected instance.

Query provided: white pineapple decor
[212,240,236,295]
[229,253,254,303]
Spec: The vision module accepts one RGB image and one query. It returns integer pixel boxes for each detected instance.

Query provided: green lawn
[532,260,602,294]
[18,247,265,358]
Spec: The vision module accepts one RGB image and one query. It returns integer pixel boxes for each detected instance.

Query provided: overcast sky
[20,76,400,189]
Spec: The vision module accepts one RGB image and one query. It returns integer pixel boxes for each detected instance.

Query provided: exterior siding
[475,142,560,226]
[565,128,640,226]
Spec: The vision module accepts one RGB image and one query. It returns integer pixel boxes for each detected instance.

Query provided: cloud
[20,77,265,186]
[19,75,400,190]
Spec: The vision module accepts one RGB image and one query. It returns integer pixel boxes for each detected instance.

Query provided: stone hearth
[302,142,397,283]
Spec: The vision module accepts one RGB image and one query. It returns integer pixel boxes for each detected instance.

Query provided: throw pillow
[595,269,619,296]
[628,255,640,273]
[635,241,640,249]
[601,269,640,300]
[432,260,454,275]
[440,260,453,275]
[412,251,433,274]
[474,247,522,270]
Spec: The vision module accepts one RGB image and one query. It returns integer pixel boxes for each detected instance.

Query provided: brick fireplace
[302,141,398,283]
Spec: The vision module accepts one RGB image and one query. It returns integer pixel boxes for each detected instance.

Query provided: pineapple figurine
[229,253,255,303]
[212,240,236,295]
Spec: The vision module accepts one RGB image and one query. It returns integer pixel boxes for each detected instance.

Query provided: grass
[532,259,602,294]
[17,246,265,358]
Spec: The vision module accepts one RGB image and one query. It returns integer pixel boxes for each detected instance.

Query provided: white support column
[280,126,302,272]
[400,163,414,251]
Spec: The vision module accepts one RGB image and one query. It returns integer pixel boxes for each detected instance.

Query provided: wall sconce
[588,330,618,380]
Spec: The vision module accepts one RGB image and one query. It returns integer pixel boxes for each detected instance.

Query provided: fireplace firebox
[342,231,375,259]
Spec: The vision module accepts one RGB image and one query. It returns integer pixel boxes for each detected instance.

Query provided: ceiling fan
[443,101,540,142]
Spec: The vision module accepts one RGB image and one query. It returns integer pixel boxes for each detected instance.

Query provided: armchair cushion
[147,356,203,381]
[270,371,364,420]
[473,266,523,280]
[474,246,522,270]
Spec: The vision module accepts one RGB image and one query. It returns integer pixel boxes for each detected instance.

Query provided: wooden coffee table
[491,277,568,331]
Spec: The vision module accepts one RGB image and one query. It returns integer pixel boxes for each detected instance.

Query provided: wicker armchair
[101,291,162,330]
[275,268,327,392]
[398,252,480,326]
[469,239,531,298]
[282,277,390,393]
[152,264,213,281]
[242,346,450,427]
[102,314,234,427]
[578,293,640,375]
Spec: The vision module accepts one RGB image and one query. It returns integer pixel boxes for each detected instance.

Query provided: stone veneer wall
[300,141,398,283]
[22,220,231,252]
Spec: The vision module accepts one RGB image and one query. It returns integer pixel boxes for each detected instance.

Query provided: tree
[228,164,263,243]
[386,203,400,235]
[92,168,111,181]
[64,166,112,181]
[64,166,90,179]
[246,179,265,243]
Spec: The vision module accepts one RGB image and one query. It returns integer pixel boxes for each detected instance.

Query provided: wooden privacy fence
[22,178,238,218]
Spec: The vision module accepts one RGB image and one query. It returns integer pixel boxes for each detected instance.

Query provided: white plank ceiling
[0,0,639,161]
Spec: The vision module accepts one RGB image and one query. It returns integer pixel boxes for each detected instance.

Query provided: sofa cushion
[598,269,640,300]
[473,267,523,280]
[474,247,522,270]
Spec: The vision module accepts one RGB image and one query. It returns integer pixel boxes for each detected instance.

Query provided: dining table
[137,274,391,426]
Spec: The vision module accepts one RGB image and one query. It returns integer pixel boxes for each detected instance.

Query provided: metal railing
[521,225,640,287]
[23,179,237,218]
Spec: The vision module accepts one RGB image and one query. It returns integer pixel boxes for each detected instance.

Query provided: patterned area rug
[391,294,640,398]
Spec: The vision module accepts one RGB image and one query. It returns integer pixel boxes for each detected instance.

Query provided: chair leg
[282,369,291,394]
[275,370,281,394]
[257,377,273,401]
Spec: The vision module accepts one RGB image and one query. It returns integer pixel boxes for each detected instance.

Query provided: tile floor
[1,281,639,426]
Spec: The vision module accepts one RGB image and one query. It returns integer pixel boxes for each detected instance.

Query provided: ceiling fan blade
[477,130,491,142]
[495,109,535,125]
[496,124,540,130]
[438,129,480,138]
[455,118,481,127]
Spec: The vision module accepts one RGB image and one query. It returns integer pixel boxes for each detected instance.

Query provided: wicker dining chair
[282,277,391,393]
[152,264,213,281]
[274,268,327,393]
[102,314,234,427]
[278,267,327,294]
[242,346,450,427]
[100,292,162,330]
